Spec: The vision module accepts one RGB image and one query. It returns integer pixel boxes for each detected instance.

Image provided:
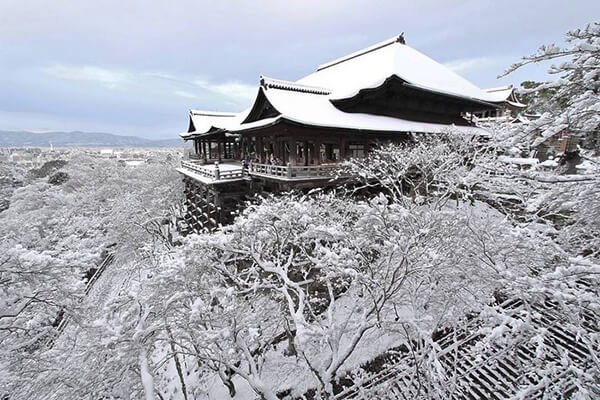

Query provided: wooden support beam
[303,140,309,166]
[257,137,264,163]
[325,143,333,161]
[289,137,297,166]
[271,136,277,160]
[315,138,322,165]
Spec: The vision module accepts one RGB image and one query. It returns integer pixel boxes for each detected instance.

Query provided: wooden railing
[248,162,340,179]
[218,169,245,180]
[180,160,245,181]
[181,160,342,181]
[187,155,238,164]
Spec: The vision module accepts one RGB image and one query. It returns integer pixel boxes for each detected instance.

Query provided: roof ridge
[316,34,405,72]
[190,109,237,117]
[259,75,331,95]
[484,85,513,93]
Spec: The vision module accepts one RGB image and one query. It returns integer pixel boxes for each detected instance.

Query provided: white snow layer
[182,36,495,137]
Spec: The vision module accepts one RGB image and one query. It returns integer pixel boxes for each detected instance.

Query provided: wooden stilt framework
[333,296,598,399]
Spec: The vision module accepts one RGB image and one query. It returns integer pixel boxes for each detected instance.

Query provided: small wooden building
[472,85,526,122]
[177,35,509,231]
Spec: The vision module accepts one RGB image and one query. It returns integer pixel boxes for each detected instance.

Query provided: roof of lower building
[483,86,527,108]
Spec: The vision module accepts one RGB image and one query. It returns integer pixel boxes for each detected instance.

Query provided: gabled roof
[181,35,512,139]
[259,75,331,95]
[483,86,526,108]
[181,109,250,138]
[297,35,504,104]
[227,85,486,136]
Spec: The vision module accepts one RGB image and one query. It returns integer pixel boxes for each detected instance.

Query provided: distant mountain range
[0,130,186,147]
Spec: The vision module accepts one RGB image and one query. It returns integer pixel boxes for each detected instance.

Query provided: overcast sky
[0,1,598,139]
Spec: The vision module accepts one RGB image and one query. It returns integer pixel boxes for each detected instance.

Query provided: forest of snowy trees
[1,21,599,400]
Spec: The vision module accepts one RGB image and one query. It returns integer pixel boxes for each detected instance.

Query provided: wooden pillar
[289,137,297,166]
[340,137,347,160]
[207,140,212,160]
[278,140,283,162]
[303,140,309,166]
[315,138,322,165]
[257,136,264,163]
[217,140,222,162]
[202,140,207,162]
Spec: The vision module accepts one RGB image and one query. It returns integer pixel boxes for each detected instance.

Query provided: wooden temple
[177,34,513,232]
[471,85,526,122]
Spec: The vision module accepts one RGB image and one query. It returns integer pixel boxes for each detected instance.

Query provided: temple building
[471,85,526,123]
[177,34,515,231]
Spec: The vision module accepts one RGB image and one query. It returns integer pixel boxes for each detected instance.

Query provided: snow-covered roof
[498,156,539,166]
[298,35,504,103]
[181,109,250,138]
[260,75,331,95]
[227,85,486,136]
[483,86,526,108]
[532,124,569,147]
[181,35,501,138]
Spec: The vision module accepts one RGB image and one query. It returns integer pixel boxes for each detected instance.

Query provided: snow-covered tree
[344,133,490,208]
[502,21,600,152]
[330,124,600,398]
[0,150,183,399]
[119,138,564,399]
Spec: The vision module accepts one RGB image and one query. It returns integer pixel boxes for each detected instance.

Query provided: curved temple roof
[483,86,526,108]
[181,109,249,138]
[232,85,485,136]
[298,35,504,104]
[181,35,513,139]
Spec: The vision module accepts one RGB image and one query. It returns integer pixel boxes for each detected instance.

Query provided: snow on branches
[502,21,600,152]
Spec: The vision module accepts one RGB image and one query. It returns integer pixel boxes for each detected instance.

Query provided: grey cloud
[0,0,598,139]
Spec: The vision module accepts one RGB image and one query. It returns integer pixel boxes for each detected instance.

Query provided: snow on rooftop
[190,110,238,117]
[182,107,252,138]
[181,35,504,138]
[227,86,487,136]
[498,156,539,166]
[298,35,502,103]
[260,75,331,95]
[482,86,526,107]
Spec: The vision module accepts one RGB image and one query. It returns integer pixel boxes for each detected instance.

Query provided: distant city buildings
[0,147,67,167]
[0,147,183,168]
